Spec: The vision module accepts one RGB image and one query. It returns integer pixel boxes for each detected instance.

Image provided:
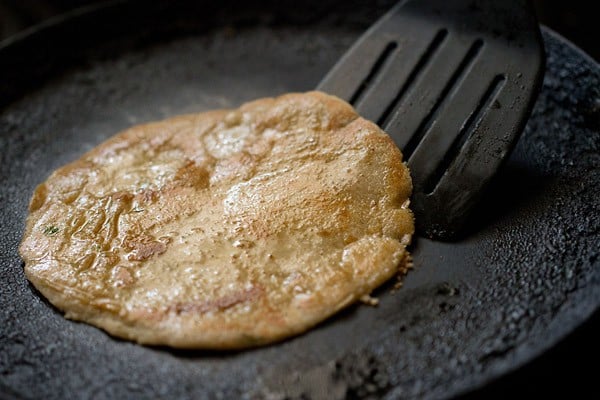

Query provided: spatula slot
[425,73,506,195]
[403,38,484,160]
[349,41,398,106]
[377,28,448,128]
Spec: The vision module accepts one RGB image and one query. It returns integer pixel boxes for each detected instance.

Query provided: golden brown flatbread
[19,91,414,349]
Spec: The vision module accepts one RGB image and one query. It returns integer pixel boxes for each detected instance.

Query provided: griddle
[0,1,598,399]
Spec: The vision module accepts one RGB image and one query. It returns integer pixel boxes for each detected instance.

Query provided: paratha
[19,91,414,349]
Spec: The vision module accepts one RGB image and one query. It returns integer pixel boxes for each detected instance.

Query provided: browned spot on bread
[174,161,210,188]
[126,238,168,261]
[112,266,134,287]
[169,286,263,315]
[29,183,48,212]
[212,152,257,184]
[111,191,134,202]
[137,189,160,204]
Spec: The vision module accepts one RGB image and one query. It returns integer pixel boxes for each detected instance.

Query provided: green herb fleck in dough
[43,226,59,236]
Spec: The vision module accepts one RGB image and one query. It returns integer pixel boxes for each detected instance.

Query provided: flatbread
[19,91,414,349]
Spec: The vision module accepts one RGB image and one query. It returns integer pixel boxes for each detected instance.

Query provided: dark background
[0,0,597,399]
[1,0,599,61]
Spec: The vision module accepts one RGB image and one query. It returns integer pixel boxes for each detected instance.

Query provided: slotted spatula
[318,0,544,240]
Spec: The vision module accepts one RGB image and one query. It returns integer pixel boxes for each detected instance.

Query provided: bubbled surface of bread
[19,91,414,349]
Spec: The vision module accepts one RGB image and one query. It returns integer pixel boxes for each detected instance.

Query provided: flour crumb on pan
[19,91,414,349]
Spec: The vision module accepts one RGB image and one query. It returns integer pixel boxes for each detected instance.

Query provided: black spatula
[318,0,545,240]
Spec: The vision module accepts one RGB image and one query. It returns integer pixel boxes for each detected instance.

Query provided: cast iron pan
[0,1,598,399]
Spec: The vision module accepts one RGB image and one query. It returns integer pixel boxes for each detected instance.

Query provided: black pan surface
[0,1,598,399]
